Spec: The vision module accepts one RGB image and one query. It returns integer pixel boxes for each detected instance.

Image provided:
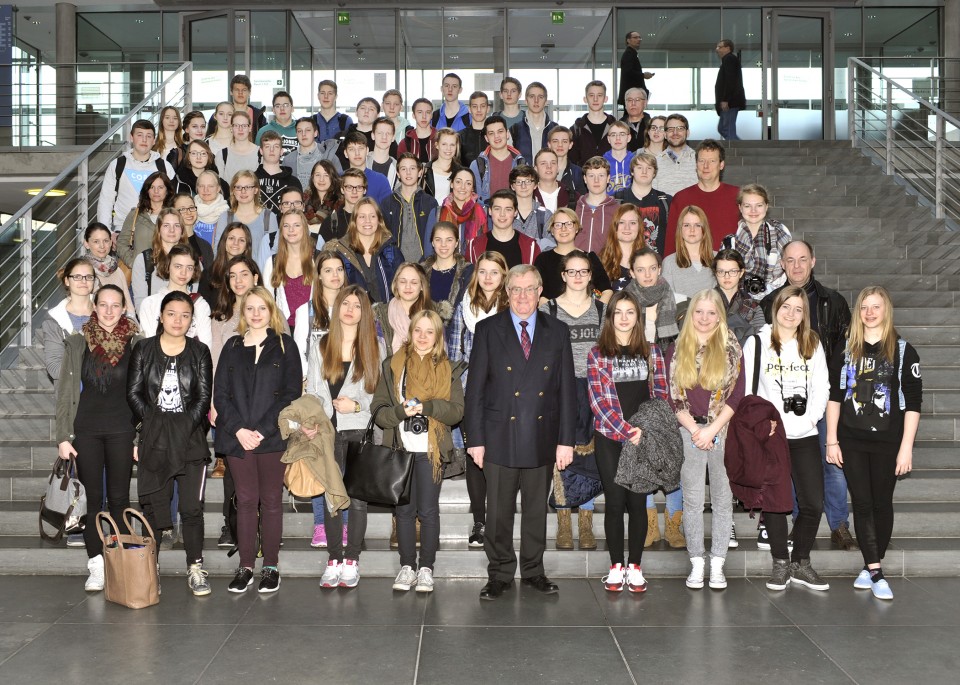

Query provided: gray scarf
[625,277,679,341]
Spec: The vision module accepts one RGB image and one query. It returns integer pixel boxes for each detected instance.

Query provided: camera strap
[775,352,809,402]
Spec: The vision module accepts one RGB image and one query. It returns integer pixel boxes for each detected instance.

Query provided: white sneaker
[320,560,342,588]
[853,568,872,590]
[709,556,727,589]
[686,557,705,589]
[603,563,625,592]
[393,565,417,591]
[339,558,360,588]
[415,567,435,593]
[626,563,647,593]
[871,578,894,600]
[85,554,104,592]
[729,522,739,549]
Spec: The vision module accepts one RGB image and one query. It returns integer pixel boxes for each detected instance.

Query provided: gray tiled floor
[2,575,960,684]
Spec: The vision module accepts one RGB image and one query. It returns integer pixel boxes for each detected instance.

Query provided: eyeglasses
[274,103,292,109]
[608,132,629,139]
[715,269,742,278]
[188,151,207,158]
[564,269,591,277]
[553,221,576,230]
[625,98,646,104]
[280,200,304,209]
[648,125,665,132]
[507,286,539,296]
[233,185,257,192]
[512,179,535,188]
[665,126,687,133]
[232,123,251,129]
[68,274,96,282]
[177,206,198,213]
[342,184,366,192]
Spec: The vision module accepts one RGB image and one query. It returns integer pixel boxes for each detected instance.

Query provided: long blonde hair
[346,197,392,255]
[847,286,898,363]
[770,285,820,360]
[237,287,288,350]
[672,289,731,391]
[272,210,317,289]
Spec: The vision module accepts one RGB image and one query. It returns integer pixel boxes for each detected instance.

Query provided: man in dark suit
[714,39,747,140]
[465,265,577,600]
[617,31,654,107]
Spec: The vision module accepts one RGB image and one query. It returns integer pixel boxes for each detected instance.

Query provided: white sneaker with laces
[320,560,342,588]
[603,563,625,592]
[187,563,212,596]
[339,558,360,588]
[709,556,727,589]
[626,563,647,593]
[686,557,705,589]
[393,565,417,591]
[729,522,739,549]
[85,554,104,592]
[415,567,434,593]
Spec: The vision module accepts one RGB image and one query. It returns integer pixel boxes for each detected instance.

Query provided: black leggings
[74,432,135,559]
[595,434,648,566]
[843,441,899,566]
[786,435,824,562]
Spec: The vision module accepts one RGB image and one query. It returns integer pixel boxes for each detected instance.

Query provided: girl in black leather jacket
[127,290,213,597]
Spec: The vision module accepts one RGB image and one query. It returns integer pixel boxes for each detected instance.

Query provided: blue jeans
[791,419,850,530]
[646,487,683,515]
[718,108,741,140]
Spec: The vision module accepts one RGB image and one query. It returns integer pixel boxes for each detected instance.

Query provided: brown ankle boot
[645,508,662,547]
[578,509,597,550]
[555,509,573,549]
[664,511,687,549]
[210,457,226,479]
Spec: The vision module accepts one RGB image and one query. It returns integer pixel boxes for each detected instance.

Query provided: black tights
[73,432,135,559]
[595,434,648,566]
[843,442,899,566]
[786,436,823,562]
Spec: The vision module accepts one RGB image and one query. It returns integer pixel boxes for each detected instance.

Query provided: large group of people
[51,58,919,603]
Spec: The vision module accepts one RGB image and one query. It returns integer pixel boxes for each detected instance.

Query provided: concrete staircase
[1,140,958,581]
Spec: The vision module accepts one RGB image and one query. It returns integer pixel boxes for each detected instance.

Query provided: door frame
[763,8,835,140]
[180,10,250,85]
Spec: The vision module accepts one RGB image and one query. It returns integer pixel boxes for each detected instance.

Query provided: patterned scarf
[439,194,487,243]
[81,311,138,393]
[390,346,451,482]
[85,252,118,277]
[669,329,742,440]
[625,277,679,341]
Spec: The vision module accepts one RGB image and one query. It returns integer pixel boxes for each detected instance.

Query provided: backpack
[221,147,263,167]
[315,112,349,139]
[114,155,167,194]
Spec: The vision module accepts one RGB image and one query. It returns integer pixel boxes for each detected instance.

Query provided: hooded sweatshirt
[574,194,620,254]
[256,164,303,215]
[97,150,174,232]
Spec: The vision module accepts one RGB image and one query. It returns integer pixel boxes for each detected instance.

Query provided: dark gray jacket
[615,399,684,494]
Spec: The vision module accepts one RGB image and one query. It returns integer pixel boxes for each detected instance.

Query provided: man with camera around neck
[760,239,858,551]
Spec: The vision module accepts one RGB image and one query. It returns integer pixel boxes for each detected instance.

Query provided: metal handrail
[847,56,960,226]
[0,61,193,350]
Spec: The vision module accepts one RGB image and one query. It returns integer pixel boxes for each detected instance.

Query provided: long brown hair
[466,251,509,316]
[391,262,433,316]
[212,255,261,321]
[597,290,649,359]
[770,285,820,360]
[346,197,392,255]
[272,210,317,289]
[151,208,188,277]
[209,221,253,299]
[599,203,646,281]
[847,286,898,363]
[674,205,714,269]
[319,285,381,393]
[311,250,347,331]
[154,106,184,155]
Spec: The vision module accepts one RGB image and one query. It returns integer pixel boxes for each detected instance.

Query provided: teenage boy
[315,79,353,143]
[493,77,524,130]
[368,117,398,188]
[469,115,526,205]
[548,126,586,200]
[256,90,298,160]
[282,117,322,188]
[510,165,554,251]
[459,91,491,168]
[255,131,302,216]
[319,168,366,243]
[570,80,616,166]
[653,113,697,196]
[398,98,436,164]
[509,82,557,163]
[432,73,470,131]
[349,97,380,149]
[341,132,391,205]
[382,89,412,144]
[665,139,740,253]
[229,75,268,138]
[534,149,574,213]
[97,119,174,233]
[574,156,620,253]
[603,121,634,196]
[381,152,439,261]
[620,87,651,152]
[465,189,540,267]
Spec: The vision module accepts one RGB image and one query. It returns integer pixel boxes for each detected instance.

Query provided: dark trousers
[843,442,899,566]
[325,429,368,563]
[139,460,206,566]
[595,434,648,566]
[466,456,487,524]
[764,513,791,561]
[484,461,552,582]
[73,432,135,559]
[226,451,285,568]
[787,435,824,562]
[220,456,235,521]
[396,452,442,570]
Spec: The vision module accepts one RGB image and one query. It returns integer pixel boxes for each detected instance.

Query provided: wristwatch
[354,401,361,413]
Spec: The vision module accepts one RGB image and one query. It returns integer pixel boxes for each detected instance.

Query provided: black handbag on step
[343,406,416,506]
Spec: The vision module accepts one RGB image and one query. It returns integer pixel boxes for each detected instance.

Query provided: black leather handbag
[343,406,416,507]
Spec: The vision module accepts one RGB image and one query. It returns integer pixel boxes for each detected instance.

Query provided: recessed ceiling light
[647,33,656,37]
[135,19,144,24]
[539,55,548,60]
[26,189,67,197]
[745,33,754,37]
[448,34,458,38]
[448,16,458,21]
[350,34,358,39]
[843,32,853,37]
[546,33,555,38]
[450,55,459,60]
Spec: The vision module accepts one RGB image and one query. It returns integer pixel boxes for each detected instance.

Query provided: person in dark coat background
[714,39,747,141]
[618,31,654,106]
[465,264,577,601]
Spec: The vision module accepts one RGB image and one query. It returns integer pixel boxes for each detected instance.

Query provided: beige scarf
[391,346,451,482]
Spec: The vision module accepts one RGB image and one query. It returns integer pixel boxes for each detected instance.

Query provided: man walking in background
[715,39,746,140]
[618,31,654,107]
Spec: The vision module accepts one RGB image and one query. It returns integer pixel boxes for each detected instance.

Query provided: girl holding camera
[373,310,465,593]
[726,184,791,300]
[713,249,763,345]
[742,285,829,591]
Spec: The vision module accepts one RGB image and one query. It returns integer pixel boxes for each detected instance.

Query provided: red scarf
[440,194,487,243]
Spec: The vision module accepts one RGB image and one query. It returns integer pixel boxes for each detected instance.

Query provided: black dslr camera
[744,274,766,296]
[783,395,808,416]
[404,414,429,434]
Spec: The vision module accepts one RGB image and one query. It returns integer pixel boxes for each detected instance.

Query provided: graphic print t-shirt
[157,360,184,413]
[613,346,650,419]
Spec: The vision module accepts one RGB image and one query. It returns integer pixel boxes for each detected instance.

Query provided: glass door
[764,9,835,140]
[180,10,249,111]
